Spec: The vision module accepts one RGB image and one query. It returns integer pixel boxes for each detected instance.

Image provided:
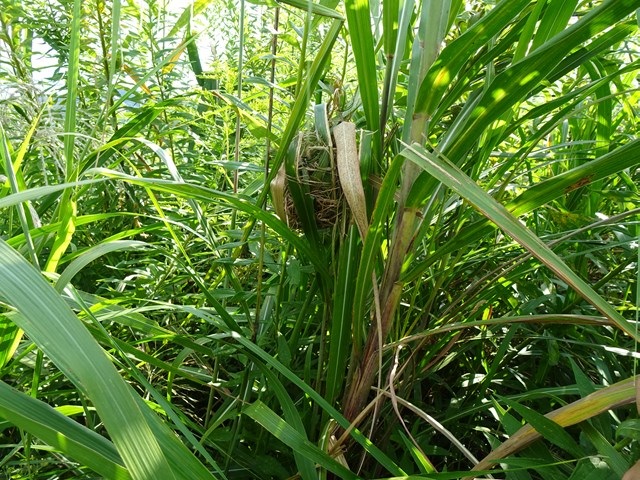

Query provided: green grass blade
[404,138,640,281]
[168,0,215,37]
[5,104,44,177]
[325,226,359,405]
[80,106,165,173]
[400,143,639,340]
[345,0,380,169]
[473,375,638,474]
[414,0,530,120]
[434,0,640,166]
[505,138,640,217]
[0,179,103,209]
[352,155,404,353]
[45,0,83,273]
[513,0,547,61]
[55,240,150,293]
[276,0,343,19]
[0,240,217,479]
[580,422,627,477]
[498,395,583,459]
[380,0,412,131]
[403,0,451,143]
[379,0,399,131]
[0,123,38,266]
[244,400,360,480]
[63,0,81,174]
[0,314,22,369]
[584,59,613,159]
[502,59,640,142]
[0,379,131,480]
[530,0,580,52]
[258,368,317,480]
[544,20,637,84]
[66,287,228,478]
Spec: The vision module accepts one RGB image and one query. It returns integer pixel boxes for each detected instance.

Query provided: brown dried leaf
[270,163,288,225]
[333,122,368,239]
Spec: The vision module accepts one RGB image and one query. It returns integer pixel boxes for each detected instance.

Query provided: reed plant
[1,0,640,478]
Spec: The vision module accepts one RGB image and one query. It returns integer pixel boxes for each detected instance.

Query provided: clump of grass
[0,1,639,479]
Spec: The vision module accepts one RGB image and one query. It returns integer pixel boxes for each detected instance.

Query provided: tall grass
[0,0,639,478]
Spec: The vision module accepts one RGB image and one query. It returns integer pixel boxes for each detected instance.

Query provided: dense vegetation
[1,0,640,478]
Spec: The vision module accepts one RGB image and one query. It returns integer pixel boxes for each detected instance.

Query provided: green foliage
[0,0,639,479]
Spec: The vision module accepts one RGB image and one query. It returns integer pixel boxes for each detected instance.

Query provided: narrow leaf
[0,380,130,480]
[244,400,360,480]
[401,143,639,340]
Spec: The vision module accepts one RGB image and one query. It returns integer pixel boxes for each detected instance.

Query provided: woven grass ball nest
[271,121,367,238]
[273,130,345,230]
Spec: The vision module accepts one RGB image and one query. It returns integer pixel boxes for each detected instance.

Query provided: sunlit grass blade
[0,379,131,480]
[432,0,640,166]
[0,123,38,266]
[0,315,22,369]
[470,375,639,475]
[529,0,579,51]
[379,0,399,131]
[402,0,451,144]
[404,138,640,281]
[344,0,380,170]
[414,0,530,120]
[401,142,639,339]
[505,138,640,217]
[244,400,360,480]
[276,0,343,19]
[0,104,44,199]
[0,240,217,479]
[44,0,82,273]
[502,59,640,143]
[380,0,412,131]
[544,20,638,84]
[168,0,216,37]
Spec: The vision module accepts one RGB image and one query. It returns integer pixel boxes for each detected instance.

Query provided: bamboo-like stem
[342,0,451,422]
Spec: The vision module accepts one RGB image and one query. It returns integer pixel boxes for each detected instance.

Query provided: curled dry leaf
[333,122,368,239]
[270,163,288,225]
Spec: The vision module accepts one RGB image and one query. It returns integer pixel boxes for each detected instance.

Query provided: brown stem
[343,282,403,421]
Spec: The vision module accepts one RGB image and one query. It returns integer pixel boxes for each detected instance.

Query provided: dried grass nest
[272,130,344,230]
[271,121,367,237]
